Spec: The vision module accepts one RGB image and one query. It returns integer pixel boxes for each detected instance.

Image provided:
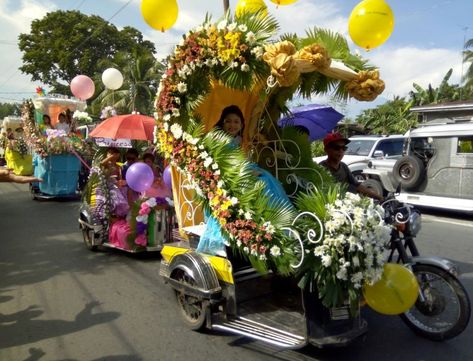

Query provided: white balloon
[102,68,123,90]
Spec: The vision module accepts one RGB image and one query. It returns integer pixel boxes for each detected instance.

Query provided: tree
[409,69,464,106]
[18,10,156,89]
[0,103,21,119]
[463,38,473,92]
[92,51,164,115]
[355,97,417,135]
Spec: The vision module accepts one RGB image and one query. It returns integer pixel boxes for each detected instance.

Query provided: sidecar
[160,168,367,348]
[154,13,390,349]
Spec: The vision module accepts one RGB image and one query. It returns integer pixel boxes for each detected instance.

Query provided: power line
[0,0,134,92]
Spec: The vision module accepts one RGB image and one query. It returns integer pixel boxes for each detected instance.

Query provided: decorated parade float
[22,93,93,199]
[0,116,33,175]
[152,5,470,348]
[78,111,175,253]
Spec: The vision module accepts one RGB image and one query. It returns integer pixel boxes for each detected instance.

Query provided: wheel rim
[404,270,461,333]
[399,164,413,180]
[176,272,204,324]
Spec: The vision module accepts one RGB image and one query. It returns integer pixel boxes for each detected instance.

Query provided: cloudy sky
[0,0,472,117]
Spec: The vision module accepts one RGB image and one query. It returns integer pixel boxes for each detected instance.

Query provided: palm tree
[356,97,417,134]
[409,69,461,106]
[463,38,473,91]
[93,51,164,115]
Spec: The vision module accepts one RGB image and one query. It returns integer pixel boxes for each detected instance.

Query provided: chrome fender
[409,256,459,277]
[164,252,222,300]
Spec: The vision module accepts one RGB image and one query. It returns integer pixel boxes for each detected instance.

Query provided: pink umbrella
[89,114,155,141]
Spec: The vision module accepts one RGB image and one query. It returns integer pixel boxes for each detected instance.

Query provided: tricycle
[78,114,176,253]
[154,12,470,349]
[21,95,91,200]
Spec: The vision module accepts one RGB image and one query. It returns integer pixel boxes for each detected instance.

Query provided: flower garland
[155,17,268,121]
[156,121,294,269]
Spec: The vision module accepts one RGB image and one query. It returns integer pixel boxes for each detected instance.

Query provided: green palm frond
[82,172,100,204]
[279,32,300,47]
[234,11,280,41]
[294,184,341,220]
[302,27,350,59]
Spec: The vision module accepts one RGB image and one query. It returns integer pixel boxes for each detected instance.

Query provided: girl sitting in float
[197,105,293,256]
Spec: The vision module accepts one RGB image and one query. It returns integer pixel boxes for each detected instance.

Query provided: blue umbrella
[277,104,344,141]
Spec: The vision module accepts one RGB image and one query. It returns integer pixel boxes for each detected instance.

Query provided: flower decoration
[21,100,94,158]
[295,191,392,311]
[100,106,117,119]
[153,15,391,290]
[156,120,296,271]
[73,110,92,124]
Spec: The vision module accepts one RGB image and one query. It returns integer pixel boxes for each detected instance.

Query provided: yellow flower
[217,31,242,62]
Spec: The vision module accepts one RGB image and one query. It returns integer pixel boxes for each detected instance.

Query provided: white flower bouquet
[72,110,92,123]
[295,190,392,312]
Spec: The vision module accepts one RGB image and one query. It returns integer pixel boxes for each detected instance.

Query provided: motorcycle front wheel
[400,264,471,341]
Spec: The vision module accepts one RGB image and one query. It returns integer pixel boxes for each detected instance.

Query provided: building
[410,101,473,123]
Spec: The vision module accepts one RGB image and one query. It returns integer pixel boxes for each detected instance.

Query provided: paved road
[1,183,472,361]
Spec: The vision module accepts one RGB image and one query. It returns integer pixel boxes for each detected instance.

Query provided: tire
[361,179,384,197]
[400,264,471,341]
[174,269,208,331]
[393,156,425,190]
[352,171,365,183]
[81,226,99,251]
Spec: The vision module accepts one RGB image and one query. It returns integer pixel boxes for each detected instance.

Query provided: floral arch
[154,12,390,309]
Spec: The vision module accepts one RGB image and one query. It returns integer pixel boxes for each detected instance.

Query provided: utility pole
[223,0,230,13]
[460,26,468,100]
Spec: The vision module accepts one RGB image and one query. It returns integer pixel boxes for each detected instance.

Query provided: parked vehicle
[363,120,473,213]
[383,192,470,340]
[315,135,404,181]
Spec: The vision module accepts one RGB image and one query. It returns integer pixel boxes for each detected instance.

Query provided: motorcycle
[382,189,471,341]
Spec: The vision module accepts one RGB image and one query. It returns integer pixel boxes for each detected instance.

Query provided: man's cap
[323,132,350,148]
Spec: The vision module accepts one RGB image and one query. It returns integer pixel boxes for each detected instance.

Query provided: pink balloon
[70,75,95,100]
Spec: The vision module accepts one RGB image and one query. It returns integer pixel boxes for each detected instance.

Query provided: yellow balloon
[348,0,395,50]
[141,0,178,32]
[363,263,419,315]
[235,0,268,17]
[269,0,298,5]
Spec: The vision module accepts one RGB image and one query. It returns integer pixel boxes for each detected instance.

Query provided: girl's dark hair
[142,152,155,162]
[216,105,245,131]
[43,114,51,124]
[107,147,120,154]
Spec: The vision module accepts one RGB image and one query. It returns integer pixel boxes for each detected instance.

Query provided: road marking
[422,214,473,228]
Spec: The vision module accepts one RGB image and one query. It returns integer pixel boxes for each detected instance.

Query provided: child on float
[197,105,293,256]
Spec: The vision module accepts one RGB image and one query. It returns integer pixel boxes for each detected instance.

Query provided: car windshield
[345,139,376,156]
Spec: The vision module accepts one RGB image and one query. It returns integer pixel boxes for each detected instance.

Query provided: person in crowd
[42,114,53,129]
[55,112,70,133]
[100,147,121,180]
[0,168,42,183]
[320,132,383,201]
[121,148,139,180]
[142,153,173,199]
